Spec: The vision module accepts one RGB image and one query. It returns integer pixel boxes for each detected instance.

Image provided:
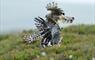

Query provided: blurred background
[0,0,95,34]
[0,0,95,60]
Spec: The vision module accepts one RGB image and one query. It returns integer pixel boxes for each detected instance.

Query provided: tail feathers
[23,33,40,43]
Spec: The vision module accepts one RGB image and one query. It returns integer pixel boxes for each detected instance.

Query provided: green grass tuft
[0,25,95,60]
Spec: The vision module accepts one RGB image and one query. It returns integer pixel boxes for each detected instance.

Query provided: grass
[0,25,95,60]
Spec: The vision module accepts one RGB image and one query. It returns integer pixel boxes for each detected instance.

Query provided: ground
[0,25,95,60]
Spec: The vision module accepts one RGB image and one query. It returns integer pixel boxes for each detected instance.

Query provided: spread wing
[34,17,47,31]
[34,17,50,36]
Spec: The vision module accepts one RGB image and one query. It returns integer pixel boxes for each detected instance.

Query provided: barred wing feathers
[34,17,50,36]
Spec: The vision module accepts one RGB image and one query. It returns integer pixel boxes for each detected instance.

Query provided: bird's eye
[62,13,65,15]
